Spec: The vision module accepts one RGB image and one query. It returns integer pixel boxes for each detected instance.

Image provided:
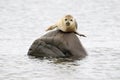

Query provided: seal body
[46,15,77,32]
[46,15,86,37]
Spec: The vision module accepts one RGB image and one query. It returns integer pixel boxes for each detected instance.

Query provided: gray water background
[0,0,120,80]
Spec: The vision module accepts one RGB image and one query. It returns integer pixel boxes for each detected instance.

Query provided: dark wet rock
[27,30,87,60]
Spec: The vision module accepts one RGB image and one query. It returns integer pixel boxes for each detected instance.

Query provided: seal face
[57,15,77,32]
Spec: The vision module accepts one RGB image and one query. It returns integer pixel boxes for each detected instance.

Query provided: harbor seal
[46,15,86,37]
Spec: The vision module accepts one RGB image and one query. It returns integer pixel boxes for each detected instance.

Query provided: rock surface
[27,30,87,60]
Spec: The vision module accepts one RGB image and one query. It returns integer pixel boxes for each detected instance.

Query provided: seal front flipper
[46,25,57,31]
[74,32,86,37]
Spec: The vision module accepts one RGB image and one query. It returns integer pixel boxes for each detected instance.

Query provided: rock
[27,30,87,60]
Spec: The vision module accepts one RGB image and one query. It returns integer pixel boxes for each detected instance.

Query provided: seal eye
[65,19,67,21]
[70,19,73,21]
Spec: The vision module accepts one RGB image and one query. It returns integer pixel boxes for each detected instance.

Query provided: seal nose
[66,22,70,26]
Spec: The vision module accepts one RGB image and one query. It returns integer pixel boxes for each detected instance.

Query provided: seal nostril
[66,22,70,26]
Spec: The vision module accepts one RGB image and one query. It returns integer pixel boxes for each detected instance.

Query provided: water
[0,0,120,80]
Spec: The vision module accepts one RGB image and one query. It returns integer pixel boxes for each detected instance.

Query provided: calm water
[0,0,120,80]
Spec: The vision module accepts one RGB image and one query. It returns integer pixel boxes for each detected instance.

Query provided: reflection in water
[0,0,120,80]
